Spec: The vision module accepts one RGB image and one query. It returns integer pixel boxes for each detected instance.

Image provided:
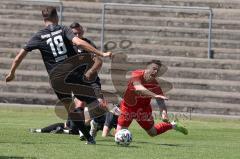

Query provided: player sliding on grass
[116,60,188,136]
[5,6,112,144]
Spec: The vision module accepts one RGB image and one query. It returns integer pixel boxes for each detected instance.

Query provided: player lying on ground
[29,104,118,140]
[30,112,91,135]
[5,6,112,144]
[30,120,84,135]
[89,104,120,138]
[116,60,188,136]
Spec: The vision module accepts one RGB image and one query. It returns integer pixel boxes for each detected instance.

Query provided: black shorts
[51,63,102,104]
[67,64,101,87]
[54,77,101,104]
[54,91,97,104]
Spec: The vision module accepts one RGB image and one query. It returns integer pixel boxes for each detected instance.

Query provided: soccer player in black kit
[69,22,107,125]
[5,6,112,144]
[69,22,103,82]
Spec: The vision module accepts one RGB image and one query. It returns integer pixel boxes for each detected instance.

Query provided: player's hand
[161,111,169,122]
[102,51,112,58]
[98,98,108,109]
[5,72,15,82]
[84,69,94,80]
[155,95,168,100]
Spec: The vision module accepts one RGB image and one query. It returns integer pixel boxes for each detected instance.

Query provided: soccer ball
[115,129,132,146]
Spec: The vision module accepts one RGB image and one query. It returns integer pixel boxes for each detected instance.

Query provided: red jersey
[122,70,164,107]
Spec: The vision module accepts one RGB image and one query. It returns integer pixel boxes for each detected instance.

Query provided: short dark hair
[147,60,162,67]
[70,22,82,29]
[42,6,58,21]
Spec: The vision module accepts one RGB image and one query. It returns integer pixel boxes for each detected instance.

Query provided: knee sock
[154,122,173,135]
[41,123,64,133]
[70,107,92,140]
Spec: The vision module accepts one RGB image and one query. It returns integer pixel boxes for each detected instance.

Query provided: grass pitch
[0,105,239,159]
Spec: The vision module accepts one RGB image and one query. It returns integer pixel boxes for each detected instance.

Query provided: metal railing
[101,3,213,59]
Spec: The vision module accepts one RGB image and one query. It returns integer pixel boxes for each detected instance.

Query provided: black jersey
[73,37,96,55]
[23,24,76,73]
[70,37,101,86]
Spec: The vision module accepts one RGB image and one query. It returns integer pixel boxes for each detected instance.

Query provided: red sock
[154,122,173,135]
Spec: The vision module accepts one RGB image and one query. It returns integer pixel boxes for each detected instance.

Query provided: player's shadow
[97,143,139,148]
[0,140,72,145]
[0,156,36,159]
[134,140,189,147]
[96,139,189,148]
[95,139,139,148]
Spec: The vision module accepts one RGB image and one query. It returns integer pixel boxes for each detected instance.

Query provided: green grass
[0,106,240,159]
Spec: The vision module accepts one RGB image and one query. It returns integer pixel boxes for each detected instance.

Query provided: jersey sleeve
[132,70,143,82]
[63,26,75,41]
[128,70,143,91]
[83,38,98,57]
[23,34,40,52]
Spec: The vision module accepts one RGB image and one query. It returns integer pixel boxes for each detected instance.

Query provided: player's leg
[102,112,118,137]
[75,81,108,119]
[136,106,173,137]
[77,121,91,140]
[116,103,133,133]
[102,125,115,137]
[156,99,169,122]
[30,123,64,133]
[87,99,108,120]
[87,97,107,138]
[72,80,107,143]
[65,119,80,135]
[146,120,188,136]
[146,122,173,137]
[41,123,65,133]
[144,106,188,136]
[74,95,107,144]
[72,97,88,140]
[57,95,95,144]
[136,105,188,136]
[90,114,105,137]
[79,123,91,140]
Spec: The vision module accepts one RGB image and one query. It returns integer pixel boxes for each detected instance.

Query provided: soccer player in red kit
[116,60,188,136]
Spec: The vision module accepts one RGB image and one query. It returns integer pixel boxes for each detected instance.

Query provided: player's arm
[102,125,111,137]
[156,99,169,121]
[72,37,112,58]
[133,81,168,100]
[5,49,28,82]
[102,112,116,137]
[91,56,103,73]
[84,56,103,80]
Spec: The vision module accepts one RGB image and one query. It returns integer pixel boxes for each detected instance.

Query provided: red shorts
[118,102,154,130]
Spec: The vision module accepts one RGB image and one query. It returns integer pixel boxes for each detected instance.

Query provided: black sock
[73,120,92,140]
[70,108,92,140]
[41,123,64,133]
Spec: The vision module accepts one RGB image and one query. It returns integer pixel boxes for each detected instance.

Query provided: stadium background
[0,0,239,116]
